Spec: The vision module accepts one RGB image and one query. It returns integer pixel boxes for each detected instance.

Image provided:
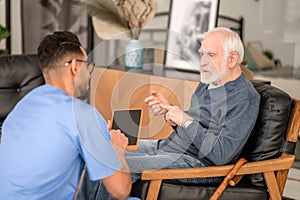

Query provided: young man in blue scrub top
[0,31,131,200]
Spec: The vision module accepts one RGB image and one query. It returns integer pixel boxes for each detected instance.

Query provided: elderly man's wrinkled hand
[145,90,170,116]
[160,104,193,127]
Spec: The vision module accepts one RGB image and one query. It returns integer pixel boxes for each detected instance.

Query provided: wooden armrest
[141,155,295,180]
[142,155,295,200]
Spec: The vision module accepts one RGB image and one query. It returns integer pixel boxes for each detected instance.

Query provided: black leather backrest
[241,80,292,161]
[0,54,45,124]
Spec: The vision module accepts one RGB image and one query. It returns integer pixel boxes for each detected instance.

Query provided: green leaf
[0,49,9,55]
[0,25,10,41]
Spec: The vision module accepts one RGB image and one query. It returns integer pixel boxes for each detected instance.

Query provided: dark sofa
[0,54,45,138]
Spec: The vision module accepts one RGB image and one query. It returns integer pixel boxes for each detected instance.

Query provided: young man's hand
[107,120,128,150]
[110,129,128,150]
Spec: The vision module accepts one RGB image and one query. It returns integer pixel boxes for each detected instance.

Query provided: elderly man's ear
[227,51,239,69]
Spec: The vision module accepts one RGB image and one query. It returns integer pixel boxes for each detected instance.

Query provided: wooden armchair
[131,80,300,200]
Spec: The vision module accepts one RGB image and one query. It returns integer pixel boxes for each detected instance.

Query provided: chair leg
[263,171,281,200]
[74,166,86,200]
[146,180,162,200]
[276,169,289,196]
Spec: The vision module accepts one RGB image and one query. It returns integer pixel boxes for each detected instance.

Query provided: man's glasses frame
[65,59,95,74]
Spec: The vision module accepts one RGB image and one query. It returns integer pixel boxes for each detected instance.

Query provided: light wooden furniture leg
[146,180,162,200]
[264,171,281,200]
[276,169,289,196]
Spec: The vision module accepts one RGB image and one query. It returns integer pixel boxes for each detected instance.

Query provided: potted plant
[0,25,10,55]
[78,0,157,68]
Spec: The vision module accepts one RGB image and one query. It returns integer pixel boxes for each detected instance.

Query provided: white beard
[200,57,229,85]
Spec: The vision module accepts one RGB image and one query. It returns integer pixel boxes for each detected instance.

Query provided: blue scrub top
[0,84,121,200]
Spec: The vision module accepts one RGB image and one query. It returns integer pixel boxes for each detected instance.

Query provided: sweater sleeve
[184,84,260,165]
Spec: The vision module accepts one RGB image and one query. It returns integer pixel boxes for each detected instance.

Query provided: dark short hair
[37,31,83,71]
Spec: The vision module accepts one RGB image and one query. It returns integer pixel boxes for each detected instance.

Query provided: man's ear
[69,59,79,75]
[227,51,239,69]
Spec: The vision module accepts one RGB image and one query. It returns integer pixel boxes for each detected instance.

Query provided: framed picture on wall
[21,0,88,54]
[165,0,220,72]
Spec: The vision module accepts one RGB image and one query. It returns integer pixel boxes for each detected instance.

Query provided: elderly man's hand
[145,90,170,116]
[160,104,193,127]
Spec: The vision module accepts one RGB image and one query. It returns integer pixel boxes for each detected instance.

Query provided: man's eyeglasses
[65,59,95,74]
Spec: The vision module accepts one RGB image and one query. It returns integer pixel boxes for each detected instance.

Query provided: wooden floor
[284,167,300,200]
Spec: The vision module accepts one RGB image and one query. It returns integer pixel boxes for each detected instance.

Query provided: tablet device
[111,109,142,150]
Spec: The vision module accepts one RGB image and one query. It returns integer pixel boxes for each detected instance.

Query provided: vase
[125,40,144,68]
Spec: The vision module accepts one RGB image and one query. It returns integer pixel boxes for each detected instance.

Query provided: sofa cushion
[0,54,45,123]
[241,80,292,161]
[239,80,292,187]
[132,180,268,200]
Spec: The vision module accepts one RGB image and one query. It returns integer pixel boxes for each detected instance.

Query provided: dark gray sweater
[160,74,260,166]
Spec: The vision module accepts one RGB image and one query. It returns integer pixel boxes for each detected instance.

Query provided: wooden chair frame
[140,99,300,200]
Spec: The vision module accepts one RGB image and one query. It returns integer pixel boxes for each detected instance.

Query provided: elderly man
[126,27,261,184]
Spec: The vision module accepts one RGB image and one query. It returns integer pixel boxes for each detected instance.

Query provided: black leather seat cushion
[133,180,268,200]
[0,54,45,124]
[131,80,292,200]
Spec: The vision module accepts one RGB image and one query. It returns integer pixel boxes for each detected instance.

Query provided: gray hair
[205,27,244,64]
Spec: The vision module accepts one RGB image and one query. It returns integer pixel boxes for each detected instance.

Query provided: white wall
[11,0,22,54]
[219,0,298,68]
[151,0,299,68]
